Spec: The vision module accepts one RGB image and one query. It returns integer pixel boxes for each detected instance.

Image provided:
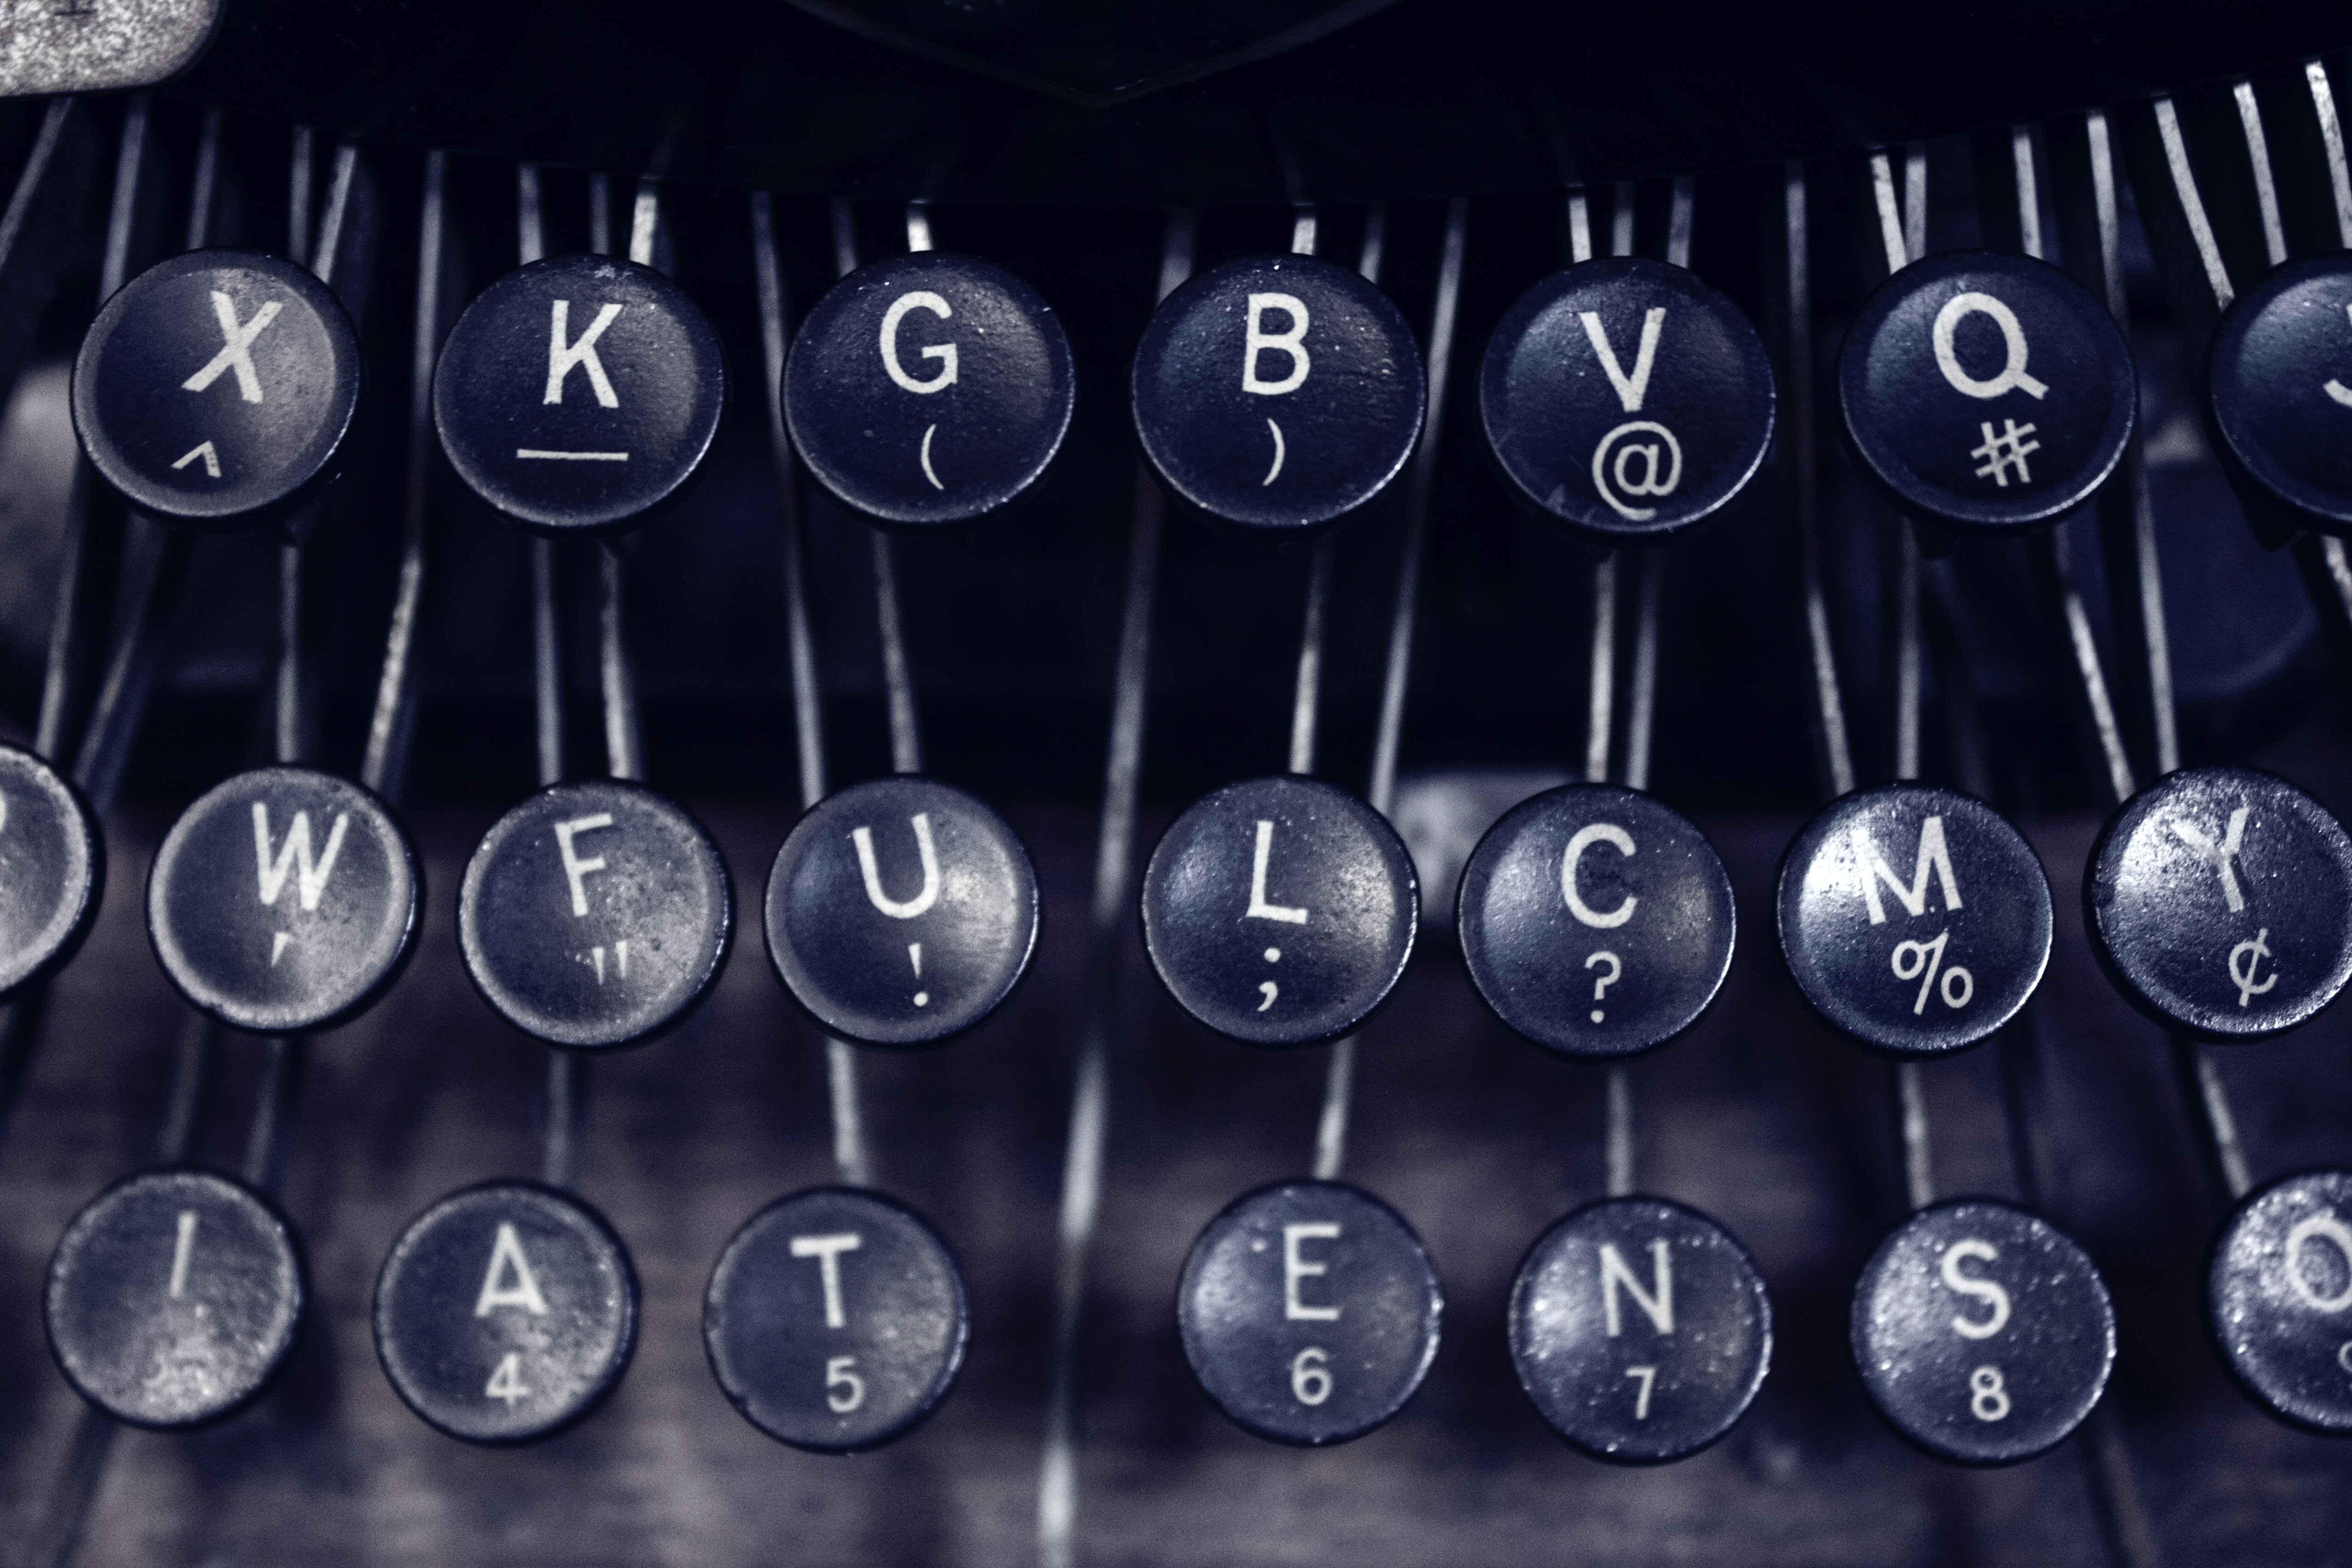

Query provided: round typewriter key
[1480,258,1775,544]
[46,1169,302,1427]
[704,1186,968,1452]
[2209,1170,2352,1433]
[1777,785,2051,1056]
[1141,776,1417,1047]
[1132,255,1424,531]
[1177,1180,1441,1446]
[1458,784,1735,1059]
[72,249,361,531]
[764,777,1038,1049]
[2085,766,2352,1040]
[2208,256,2352,538]
[458,780,732,1051]
[1850,1198,2114,1465]
[433,254,726,535]
[147,766,419,1034]
[0,743,102,998]
[375,1180,637,1444]
[1509,1196,1770,1463]
[1838,250,2134,535]
[786,253,1075,528]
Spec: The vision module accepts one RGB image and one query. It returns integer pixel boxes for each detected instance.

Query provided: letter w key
[183,292,283,404]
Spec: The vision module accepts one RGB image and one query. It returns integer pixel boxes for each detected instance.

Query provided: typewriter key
[1458,784,1735,1059]
[1132,255,1424,531]
[704,1187,968,1452]
[433,255,726,535]
[147,766,418,1034]
[375,1180,637,1443]
[46,1169,303,1427]
[786,253,1075,528]
[72,250,361,531]
[2207,256,2352,539]
[458,780,732,1051]
[1140,777,1417,1048]
[1177,1180,1441,1446]
[1777,786,2052,1056]
[1480,258,1775,544]
[1838,250,2134,535]
[0,743,102,999]
[764,777,1038,1049]
[1509,1196,1770,1463]
[2085,766,2352,1040]
[2209,1169,2352,1433]
[1850,1198,2114,1465]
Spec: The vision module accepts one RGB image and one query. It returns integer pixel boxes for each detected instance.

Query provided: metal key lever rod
[1036,207,1195,1568]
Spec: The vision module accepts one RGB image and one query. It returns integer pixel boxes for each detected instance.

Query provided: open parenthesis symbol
[1592,420,1682,522]
[919,423,944,491]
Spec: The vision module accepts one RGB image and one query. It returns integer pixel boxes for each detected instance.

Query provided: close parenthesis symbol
[919,423,944,491]
[1262,418,1286,486]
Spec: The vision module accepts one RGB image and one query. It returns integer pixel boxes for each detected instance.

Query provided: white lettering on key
[850,814,942,919]
[1245,820,1310,924]
[1283,1222,1341,1320]
[543,301,623,407]
[252,804,349,911]
[1562,823,1638,928]
[474,1222,551,1316]
[1851,815,1962,925]
[1600,1240,1675,1337]
[1578,308,1666,413]
[182,292,282,403]
[2171,806,2250,912]
[2326,304,2352,407]
[791,1233,864,1329]
[1931,292,2049,401]
[1242,294,1311,395]
[880,292,958,394]
[555,813,615,917]
[167,1210,196,1299]
[2284,1211,2352,1313]
[171,441,221,478]
[1939,1239,2012,1340]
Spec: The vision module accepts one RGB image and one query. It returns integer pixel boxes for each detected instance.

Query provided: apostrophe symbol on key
[909,942,928,1009]
[1585,951,1622,1023]
[2230,927,2278,1008]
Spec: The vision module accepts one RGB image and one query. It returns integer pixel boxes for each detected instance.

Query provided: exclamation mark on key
[911,943,928,1009]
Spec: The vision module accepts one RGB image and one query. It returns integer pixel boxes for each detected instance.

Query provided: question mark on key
[1586,951,1623,1024]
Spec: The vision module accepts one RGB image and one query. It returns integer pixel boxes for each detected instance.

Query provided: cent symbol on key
[0,743,103,999]
[433,254,726,534]
[147,766,419,1034]
[72,250,361,530]
[1132,255,1425,530]
[1177,1181,1442,1445]
[46,1169,304,1427]
[1479,257,1776,543]
[786,253,1076,527]
[2207,256,2352,540]
[1838,250,2135,534]
[1777,785,2052,1055]
[2210,1170,2352,1433]
[458,780,732,1051]
[1509,1197,1772,1463]
[2085,766,2352,1039]
[1850,1198,2115,1464]
[764,777,1039,1049]
[1458,784,1735,1058]
[704,1187,969,1452]
[1140,777,1418,1047]
[374,1181,638,1443]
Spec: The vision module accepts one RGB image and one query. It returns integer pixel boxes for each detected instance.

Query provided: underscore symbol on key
[1970,419,2040,487]
[2230,927,2277,1008]
[172,441,221,478]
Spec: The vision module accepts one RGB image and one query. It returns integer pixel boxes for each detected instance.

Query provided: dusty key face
[1509,1196,1771,1464]
[1838,250,2134,535]
[1177,1180,1441,1446]
[2210,1169,2352,1433]
[1132,254,1424,531]
[764,777,1038,1049]
[433,254,726,535]
[1850,1198,2114,1465]
[1480,258,1776,544]
[1458,784,1735,1058]
[374,1180,637,1444]
[0,743,102,999]
[704,1187,968,1453]
[786,253,1076,528]
[2086,765,2352,1040]
[1141,776,1417,1047]
[2207,256,2352,540]
[458,780,732,1051]
[1777,785,2052,1056]
[147,766,419,1034]
[46,1169,303,1428]
[72,250,360,530]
